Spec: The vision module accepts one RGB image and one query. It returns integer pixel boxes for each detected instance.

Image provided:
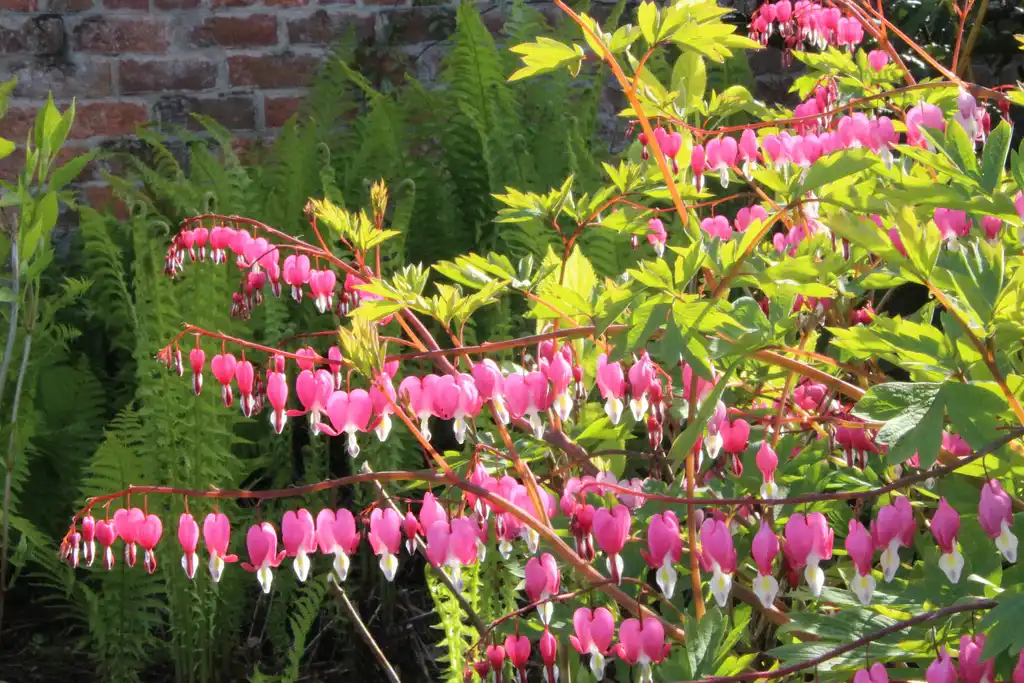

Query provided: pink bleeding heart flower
[425,516,478,592]
[906,102,946,149]
[540,629,558,683]
[739,129,760,176]
[784,512,833,597]
[627,352,656,422]
[325,389,372,457]
[616,617,668,681]
[472,359,509,425]
[943,431,971,457]
[326,346,344,389]
[570,607,615,681]
[203,512,238,582]
[545,352,575,422]
[96,519,117,570]
[641,512,682,598]
[720,419,750,455]
[691,143,706,190]
[1015,191,1024,222]
[504,371,550,438]
[594,505,631,584]
[485,645,505,682]
[868,50,889,72]
[419,492,449,532]
[596,354,627,424]
[959,635,995,683]
[452,373,483,443]
[283,254,311,302]
[927,649,958,683]
[282,509,317,582]
[979,479,1017,562]
[751,522,780,608]
[845,519,876,605]
[505,634,531,683]
[211,353,237,408]
[241,522,286,594]
[266,370,289,434]
[525,553,561,625]
[705,136,738,187]
[700,518,737,607]
[114,507,145,568]
[78,515,96,568]
[871,496,915,582]
[854,663,889,683]
[702,215,733,241]
[138,513,163,574]
[178,513,200,580]
[931,498,963,583]
[369,507,403,581]
[399,376,434,440]
[190,348,205,396]
[294,369,334,436]
[208,225,234,264]
[735,205,768,233]
[293,347,316,372]
[756,441,780,499]
[235,359,256,418]
[316,508,360,583]
[369,374,397,442]
[647,218,667,257]
[934,207,970,248]
[402,511,420,555]
[981,216,1003,242]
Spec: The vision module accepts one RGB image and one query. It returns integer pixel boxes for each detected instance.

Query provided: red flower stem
[663,599,995,683]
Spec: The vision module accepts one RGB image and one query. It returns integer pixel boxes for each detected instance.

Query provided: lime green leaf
[980,120,1011,193]
[798,149,879,196]
[509,38,585,81]
[49,149,96,190]
[0,137,14,161]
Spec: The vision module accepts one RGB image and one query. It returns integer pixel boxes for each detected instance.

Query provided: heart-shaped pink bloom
[931,498,960,553]
[854,663,889,683]
[616,617,667,666]
[959,635,995,683]
[593,505,630,555]
[505,634,531,672]
[979,479,1013,539]
[282,509,316,557]
[369,508,402,557]
[701,216,733,241]
[596,354,626,399]
[178,513,200,579]
[846,519,874,575]
[643,511,682,568]
[720,419,750,455]
[871,496,915,549]
[569,607,615,655]
[700,518,737,573]
[752,522,779,575]
[524,553,561,602]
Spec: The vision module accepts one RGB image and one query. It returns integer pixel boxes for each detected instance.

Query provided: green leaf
[637,1,658,45]
[980,120,1012,193]
[0,286,14,303]
[626,297,670,352]
[798,148,878,196]
[22,190,58,262]
[853,381,945,467]
[671,52,706,109]
[49,149,95,190]
[944,119,980,178]
[979,593,1024,659]
[0,137,14,161]
[686,607,724,678]
[509,38,585,81]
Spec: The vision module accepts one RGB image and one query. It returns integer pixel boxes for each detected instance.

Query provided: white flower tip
[293,552,310,583]
[346,434,360,458]
[554,393,573,422]
[850,571,875,606]
[590,652,607,682]
[939,548,964,584]
[380,552,399,582]
[997,524,1018,564]
[530,412,545,439]
[753,573,779,609]
[375,414,392,442]
[805,563,825,598]
[605,397,623,425]
[209,554,225,583]
[538,601,553,626]
[656,563,677,600]
[333,552,351,583]
[629,396,649,422]
[711,567,732,608]
[880,545,900,583]
[257,566,274,594]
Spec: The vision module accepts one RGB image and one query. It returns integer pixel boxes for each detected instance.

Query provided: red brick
[47,0,94,11]
[264,96,303,128]
[72,102,148,139]
[0,148,26,183]
[11,57,114,99]
[154,0,198,7]
[102,0,147,8]
[0,0,37,10]
[74,17,169,54]
[82,185,128,220]
[120,59,217,95]
[189,15,278,48]
[153,94,256,132]
[266,0,308,6]
[228,54,320,88]
[287,11,373,45]
[210,0,254,7]
[317,0,356,5]
[0,107,38,143]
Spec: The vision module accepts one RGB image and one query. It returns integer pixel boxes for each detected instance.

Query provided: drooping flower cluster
[748,1,864,62]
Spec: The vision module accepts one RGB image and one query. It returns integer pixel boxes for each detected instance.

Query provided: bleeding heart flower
[525,553,561,625]
[931,498,963,584]
[114,507,145,568]
[854,663,889,683]
[927,649,958,683]
[700,518,737,607]
[316,508,360,584]
[616,617,668,683]
[505,634,531,683]
[594,505,631,585]
[203,512,238,582]
[845,519,875,605]
[369,508,403,581]
[425,516,479,593]
[282,509,316,582]
[959,635,995,683]
[569,607,615,681]
[596,354,627,424]
[784,512,833,597]
[138,513,163,574]
[979,479,1017,563]
[751,522,780,608]
[871,496,915,582]
[178,513,200,580]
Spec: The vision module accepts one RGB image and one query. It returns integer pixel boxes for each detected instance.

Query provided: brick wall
[0,0,451,210]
